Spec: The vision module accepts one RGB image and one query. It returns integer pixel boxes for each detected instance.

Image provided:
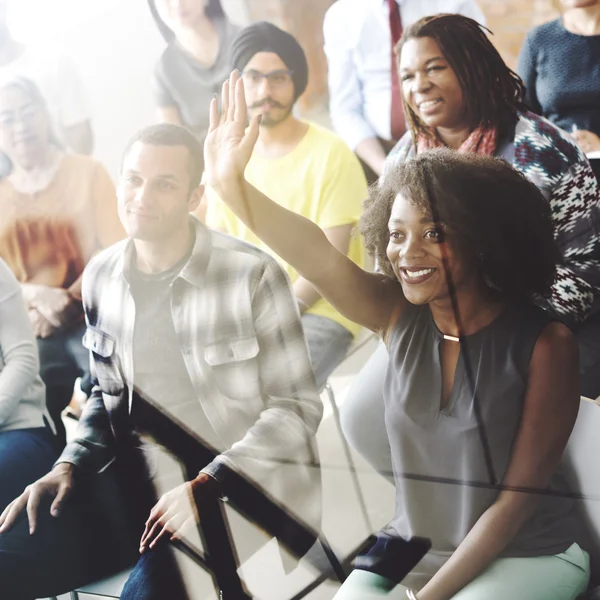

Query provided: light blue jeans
[301,314,353,392]
[334,543,590,600]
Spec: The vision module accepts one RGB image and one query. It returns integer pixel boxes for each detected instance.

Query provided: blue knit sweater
[517,19,600,137]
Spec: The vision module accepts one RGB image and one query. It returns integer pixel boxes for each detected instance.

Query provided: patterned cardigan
[386,111,600,323]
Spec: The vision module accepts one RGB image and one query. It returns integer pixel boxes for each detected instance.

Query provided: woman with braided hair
[340,13,600,487]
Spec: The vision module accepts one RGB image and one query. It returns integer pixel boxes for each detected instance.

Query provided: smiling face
[0,85,51,169]
[386,193,476,306]
[399,36,467,133]
[118,141,201,242]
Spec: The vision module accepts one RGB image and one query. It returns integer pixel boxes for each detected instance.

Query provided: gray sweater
[0,259,48,432]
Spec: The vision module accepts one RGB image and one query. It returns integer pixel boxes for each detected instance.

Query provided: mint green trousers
[333,543,590,600]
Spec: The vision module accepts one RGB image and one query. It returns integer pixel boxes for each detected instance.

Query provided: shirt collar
[111,216,212,288]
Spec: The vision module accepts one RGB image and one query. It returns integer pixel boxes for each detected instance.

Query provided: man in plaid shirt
[0,124,323,599]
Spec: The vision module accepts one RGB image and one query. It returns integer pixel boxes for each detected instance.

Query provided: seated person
[0,76,124,448]
[341,13,600,480]
[149,0,239,142]
[323,0,485,181]
[518,0,600,155]
[202,70,590,599]
[0,124,323,600]
[0,257,56,512]
[205,22,368,391]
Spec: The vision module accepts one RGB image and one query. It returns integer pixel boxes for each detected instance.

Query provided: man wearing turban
[206,22,368,391]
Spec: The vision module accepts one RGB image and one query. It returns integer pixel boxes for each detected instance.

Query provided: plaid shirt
[58,217,322,526]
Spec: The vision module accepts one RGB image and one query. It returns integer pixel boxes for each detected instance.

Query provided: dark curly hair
[147,0,225,43]
[359,149,560,302]
[397,14,527,144]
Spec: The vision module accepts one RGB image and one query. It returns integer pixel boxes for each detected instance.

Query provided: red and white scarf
[417,125,497,156]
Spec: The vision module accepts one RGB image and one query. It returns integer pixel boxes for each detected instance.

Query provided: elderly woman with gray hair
[0,76,124,448]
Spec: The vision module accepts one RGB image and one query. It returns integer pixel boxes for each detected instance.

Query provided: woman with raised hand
[204,71,590,600]
[341,13,600,481]
[149,0,239,142]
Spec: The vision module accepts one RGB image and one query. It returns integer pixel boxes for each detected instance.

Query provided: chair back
[564,398,600,585]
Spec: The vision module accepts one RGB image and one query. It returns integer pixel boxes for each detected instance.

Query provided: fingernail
[258,115,263,124]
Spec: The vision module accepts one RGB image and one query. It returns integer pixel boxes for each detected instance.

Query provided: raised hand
[204,70,261,188]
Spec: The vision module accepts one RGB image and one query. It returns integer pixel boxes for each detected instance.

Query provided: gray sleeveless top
[383,302,581,583]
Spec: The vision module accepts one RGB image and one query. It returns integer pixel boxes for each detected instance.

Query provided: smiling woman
[360,150,559,305]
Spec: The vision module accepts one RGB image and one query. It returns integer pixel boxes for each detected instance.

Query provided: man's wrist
[53,462,76,477]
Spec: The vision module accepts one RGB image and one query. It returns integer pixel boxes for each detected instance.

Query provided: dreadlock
[396,14,526,144]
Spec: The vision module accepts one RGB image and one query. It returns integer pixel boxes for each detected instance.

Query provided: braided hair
[396,14,527,143]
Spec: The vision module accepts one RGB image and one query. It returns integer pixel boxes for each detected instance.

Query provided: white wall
[12,0,169,177]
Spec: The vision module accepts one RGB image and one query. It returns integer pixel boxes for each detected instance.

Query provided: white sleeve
[0,261,40,426]
[54,53,92,128]
[323,4,378,150]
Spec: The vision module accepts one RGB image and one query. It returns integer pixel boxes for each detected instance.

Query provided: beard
[249,98,294,128]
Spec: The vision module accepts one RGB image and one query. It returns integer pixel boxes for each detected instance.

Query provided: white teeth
[404,268,434,279]
[419,100,441,109]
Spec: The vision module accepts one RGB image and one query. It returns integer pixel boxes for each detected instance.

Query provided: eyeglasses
[0,105,39,128]
[241,69,294,89]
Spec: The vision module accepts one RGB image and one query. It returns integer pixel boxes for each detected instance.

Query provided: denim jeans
[302,314,353,392]
[0,455,150,600]
[0,426,56,512]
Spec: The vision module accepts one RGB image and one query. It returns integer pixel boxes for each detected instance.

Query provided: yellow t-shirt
[206,122,367,336]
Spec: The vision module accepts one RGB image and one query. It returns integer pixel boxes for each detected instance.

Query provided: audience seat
[565,397,600,597]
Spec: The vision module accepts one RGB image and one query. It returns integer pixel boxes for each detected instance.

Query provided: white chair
[564,397,600,593]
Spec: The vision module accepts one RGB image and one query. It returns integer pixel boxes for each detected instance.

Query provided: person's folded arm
[416,321,580,600]
[0,263,40,426]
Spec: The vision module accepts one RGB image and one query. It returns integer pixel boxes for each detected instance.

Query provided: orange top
[0,154,124,292]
